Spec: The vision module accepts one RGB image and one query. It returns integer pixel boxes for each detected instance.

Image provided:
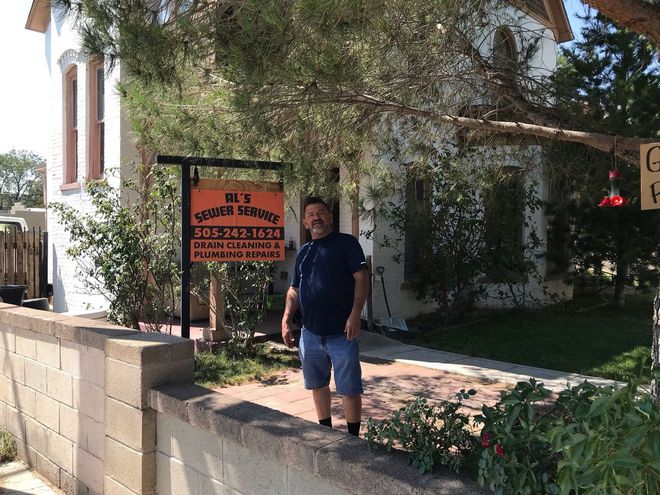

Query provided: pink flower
[481,432,492,448]
[495,444,505,457]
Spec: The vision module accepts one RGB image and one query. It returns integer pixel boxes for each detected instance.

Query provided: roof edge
[25,0,50,33]
[547,0,574,43]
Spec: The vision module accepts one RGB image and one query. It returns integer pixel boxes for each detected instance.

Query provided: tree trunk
[652,283,660,401]
[613,273,626,308]
[613,255,627,307]
[583,0,660,47]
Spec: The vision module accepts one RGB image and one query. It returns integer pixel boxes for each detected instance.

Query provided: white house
[26,0,573,322]
[26,0,140,314]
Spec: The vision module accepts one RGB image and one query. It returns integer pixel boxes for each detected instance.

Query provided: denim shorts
[298,328,363,396]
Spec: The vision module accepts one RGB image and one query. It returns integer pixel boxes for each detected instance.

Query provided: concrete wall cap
[52,317,138,349]
[0,307,71,336]
[150,384,212,420]
[105,332,194,366]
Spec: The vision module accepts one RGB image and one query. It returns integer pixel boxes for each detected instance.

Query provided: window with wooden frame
[404,171,431,281]
[484,166,526,282]
[493,27,518,81]
[87,59,105,179]
[63,66,78,185]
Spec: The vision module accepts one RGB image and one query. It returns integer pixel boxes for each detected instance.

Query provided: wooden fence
[0,228,48,299]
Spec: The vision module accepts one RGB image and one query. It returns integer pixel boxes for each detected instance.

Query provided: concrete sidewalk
[358,331,618,390]
[0,462,63,494]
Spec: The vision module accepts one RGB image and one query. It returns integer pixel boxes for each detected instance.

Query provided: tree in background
[57,0,655,180]
[548,11,660,306]
[0,150,45,209]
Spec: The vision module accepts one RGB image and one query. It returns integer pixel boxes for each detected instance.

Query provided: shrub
[192,261,273,357]
[52,165,180,330]
[365,390,477,474]
[475,379,660,495]
[475,379,559,494]
[548,382,660,495]
[368,379,660,494]
[0,427,16,463]
[371,148,544,323]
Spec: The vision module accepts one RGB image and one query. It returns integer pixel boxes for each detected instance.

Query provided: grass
[409,291,654,383]
[194,343,300,388]
[0,427,16,463]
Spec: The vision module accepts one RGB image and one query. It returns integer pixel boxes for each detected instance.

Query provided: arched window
[63,65,78,184]
[492,28,518,77]
[87,59,105,179]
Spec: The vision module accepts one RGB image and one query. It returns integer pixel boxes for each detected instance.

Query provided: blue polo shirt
[291,232,367,336]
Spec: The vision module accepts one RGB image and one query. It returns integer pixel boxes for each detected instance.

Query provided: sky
[0,1,590,161]
[0,1,51,159]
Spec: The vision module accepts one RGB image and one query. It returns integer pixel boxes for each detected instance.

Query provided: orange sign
[190,180,285,261]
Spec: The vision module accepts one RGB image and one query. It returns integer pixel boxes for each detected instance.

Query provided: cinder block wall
[151,384,486,495]
[0,302,485,495]
[0,303,194,495]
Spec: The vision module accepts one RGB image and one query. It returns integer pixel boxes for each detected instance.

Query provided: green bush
[367,379,660,494]
[52,165,180,330]
[475,379,559,494]
[0,427,16,463]
[476,380,660,495]
[365,390,477,474]
[192,261,273,358]
[548,382,660,495]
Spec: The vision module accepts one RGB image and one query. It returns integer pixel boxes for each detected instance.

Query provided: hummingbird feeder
[598,169,628,207]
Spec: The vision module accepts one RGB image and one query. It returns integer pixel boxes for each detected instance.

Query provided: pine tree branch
[331,92,650,165]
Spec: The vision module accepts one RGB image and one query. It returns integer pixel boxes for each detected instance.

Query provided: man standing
[282,197,369,436]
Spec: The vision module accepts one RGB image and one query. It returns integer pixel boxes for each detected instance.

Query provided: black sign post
[156,155,284,339]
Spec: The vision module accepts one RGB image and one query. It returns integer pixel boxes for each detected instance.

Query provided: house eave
[513,0,574,44]
[25,0,50,33]
[547,0,574,43]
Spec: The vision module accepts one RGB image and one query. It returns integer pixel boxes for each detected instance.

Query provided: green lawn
[194,344,300,388]
[410,291,654,382]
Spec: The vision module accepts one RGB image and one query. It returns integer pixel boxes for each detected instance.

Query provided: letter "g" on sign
[641,143,660,210]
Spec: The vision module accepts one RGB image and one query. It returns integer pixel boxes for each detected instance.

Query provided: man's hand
[281,286,299,349]
[345,267,368,341]
[282,321,295,348]
[345,311,361,341]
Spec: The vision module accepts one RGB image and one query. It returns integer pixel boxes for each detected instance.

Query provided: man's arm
[281,286,299,348]
[345,268,369,341]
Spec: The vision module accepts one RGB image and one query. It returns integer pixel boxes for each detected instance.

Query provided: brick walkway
[215,325,614,434]
[218,355,510,432]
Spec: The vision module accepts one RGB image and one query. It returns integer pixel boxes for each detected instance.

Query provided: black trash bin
[0,285,29,306]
